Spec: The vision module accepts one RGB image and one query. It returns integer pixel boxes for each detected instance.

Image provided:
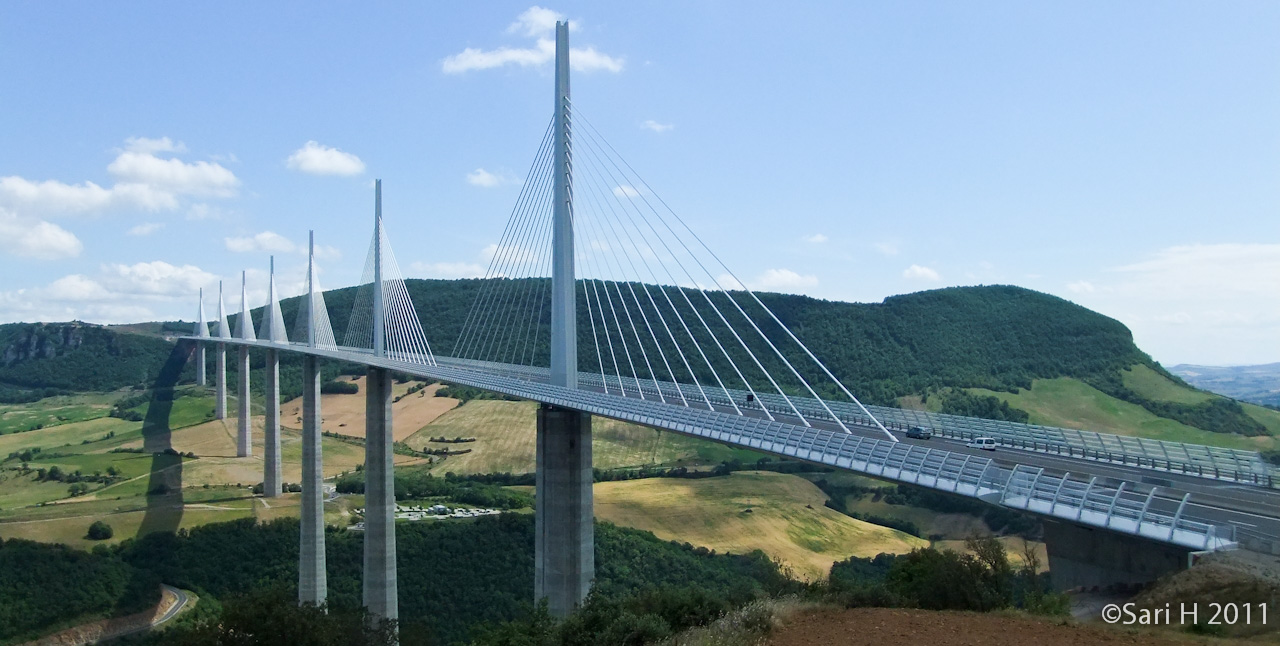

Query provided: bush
[885,538,1012,611]
[321,380,359,395]
[86,521,114,541]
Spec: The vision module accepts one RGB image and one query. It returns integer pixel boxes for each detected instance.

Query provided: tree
[86,521,114,541]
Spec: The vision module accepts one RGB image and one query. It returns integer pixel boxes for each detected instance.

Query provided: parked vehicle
[966,437,997,450]
[906,426,933,439]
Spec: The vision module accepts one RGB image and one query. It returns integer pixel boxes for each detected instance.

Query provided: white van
[966,437,997,451]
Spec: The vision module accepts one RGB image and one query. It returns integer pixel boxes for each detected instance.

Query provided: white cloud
[98,261,217,297]
[712,273,745,290]
[466,168,513,187]
[408,261,488,279]
[0,208,82,260]
[507,6,576,38]
[481,242,541,266]
[313,245,342,261]
[568,46,624,73]
[903,264,941,281]
[46,274,108,301]
[641,120,673,133]
[185,203,224,221]
[613,185,640,198]
[123,136,187,155]
[225,231,297,254]
[753,268,818,292]
[0,261,220,325]
[1061,243,1280,364]
[1066,280,1095,294]
[874,242,899,256]
[803,234,828,244]
[286,141,366,176]
[128,222,164,236]
[0,138,238,218]
[442,7,623,74]
[107,152,238,198]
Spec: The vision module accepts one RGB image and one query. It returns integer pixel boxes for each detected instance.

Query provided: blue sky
[0,2,1277,366]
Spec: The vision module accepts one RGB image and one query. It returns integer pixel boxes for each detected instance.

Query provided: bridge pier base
[535,404,594,618]
[215,344,226,420]
[263,349,282,497]
[1044,520,1190,592]
[195,344,206,387]
[299,355,327,606]
[237,346,251,457]
[363,367,398,624]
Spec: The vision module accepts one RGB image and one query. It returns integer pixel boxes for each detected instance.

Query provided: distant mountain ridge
[1171,363,1280,408]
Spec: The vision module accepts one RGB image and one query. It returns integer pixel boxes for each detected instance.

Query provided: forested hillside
[0,323,185,402]
[6,283,1265,437]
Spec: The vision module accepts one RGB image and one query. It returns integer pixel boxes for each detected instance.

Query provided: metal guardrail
[554,369,1276,488]
[195,340,1238,551]
[999,465,1235,550]
[875,407,1274,487]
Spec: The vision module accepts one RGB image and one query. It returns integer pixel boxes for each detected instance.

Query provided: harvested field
[593,471,926,580]
[281,378,458,442]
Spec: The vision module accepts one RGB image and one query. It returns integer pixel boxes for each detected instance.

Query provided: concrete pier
[237,346,251,458]
[534,403,594,617]
[195,345,206,386]
[299,355,327,605]
[215,344,226,419]
[263,349,282,497]
[363,367,397,622]
[1044,520,1189,591]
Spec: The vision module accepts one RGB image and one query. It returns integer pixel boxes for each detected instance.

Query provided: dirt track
[767,608,1215,646]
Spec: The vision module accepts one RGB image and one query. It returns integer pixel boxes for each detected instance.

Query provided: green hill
[5,283,1273,443]
[0,323,186,402]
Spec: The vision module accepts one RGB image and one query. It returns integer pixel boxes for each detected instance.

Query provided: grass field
[1121,364,1214,405]
[970,377,1280,453]
[593,471,927,581]
[0,391,120,435]
[404,399,763,476]
[841,494,989,540]
[282,378,458,442]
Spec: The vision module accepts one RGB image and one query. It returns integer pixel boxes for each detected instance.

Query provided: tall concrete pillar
[299,354,327,605]
[195,345,207,387]
[263,349,282,497]
[215,344,227,419]
[535,403,594,617]
[237,346,251,458]
[363,367,397,622]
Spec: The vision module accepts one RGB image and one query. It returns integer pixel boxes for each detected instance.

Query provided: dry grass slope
[593,471,927,581]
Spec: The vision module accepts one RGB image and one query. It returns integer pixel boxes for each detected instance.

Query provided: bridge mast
[550,19,576,389]
[373,179,385,358]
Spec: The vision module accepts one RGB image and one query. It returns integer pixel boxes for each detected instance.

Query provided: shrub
[321,380,359,395]
[86,521,113,541]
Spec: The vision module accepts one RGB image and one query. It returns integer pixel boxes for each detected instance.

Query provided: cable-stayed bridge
[182,22,1276,629]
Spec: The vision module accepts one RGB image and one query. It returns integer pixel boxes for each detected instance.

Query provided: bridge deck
[188,337,1242,551]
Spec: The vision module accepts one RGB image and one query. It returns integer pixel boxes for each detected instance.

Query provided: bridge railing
[565,371,1276,488]
[997,465,1235,549]
[876,406,1273,487]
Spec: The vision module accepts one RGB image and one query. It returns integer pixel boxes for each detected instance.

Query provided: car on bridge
[966,437,997,450]
[906,426,933,439]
